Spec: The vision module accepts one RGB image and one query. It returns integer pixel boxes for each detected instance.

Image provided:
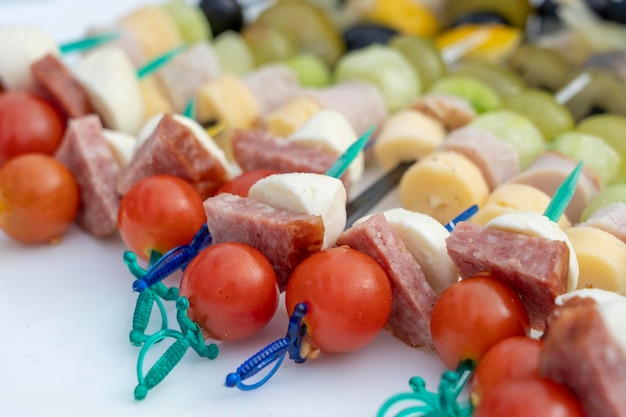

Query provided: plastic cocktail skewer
[183,97,196,119]
[554,72,592,105]
[543,160,583,222]
[325,125,374,179]
[377,164,584,417]
[136,45,186,79]
[58,32,119,54]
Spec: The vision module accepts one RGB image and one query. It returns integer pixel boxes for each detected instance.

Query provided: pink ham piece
[203,193,324,292]
[509,152,601,223]
[31,53,93,119]
[337,213,437,348]
[243,64,300,119]
[446,221,570,331]
[156,41,221,113]
[540,295,626,417]
[580,202,626,244]
[441,127,520,190]
[411,94,475,131]
[117,114,230,199]
[300,81,388,136]
[231,129,349,187]
[55,115,121,236]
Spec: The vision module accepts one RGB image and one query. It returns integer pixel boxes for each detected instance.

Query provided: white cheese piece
[249,172,347,249]
[287,109,364,186]
[0,26,59,91]
[102,129,136,168]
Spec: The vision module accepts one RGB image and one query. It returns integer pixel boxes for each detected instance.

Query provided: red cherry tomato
[118,175,207,261]
[430,275,530,370]
[471,336,542,406]
[0,92,65,168]
[285,246,392,354]
[180,242,279,341]
[0,153,79,244]
[474,376,585,417]
[215,169,280,197]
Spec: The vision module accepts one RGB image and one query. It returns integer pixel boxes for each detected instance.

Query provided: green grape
[213,30,254,76]
[469,110,545,170]
[334,44,421,113]
[162,0,212,44]
[503,89,574,141]
[563,69,626,121]
[243,24,298,66]
[283,53,331,87]
[428,75,501,113]
[578,114,626,181]
[507,45,572,92]
[255,1,345,66]
[453,58,525,99]
[580,182,626,222]
[549,131,621,186]
[388,35,446,90]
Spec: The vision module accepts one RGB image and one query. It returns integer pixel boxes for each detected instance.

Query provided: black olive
[606,0,626,23]
[343,23,398,52]
[198,0,244,37]
[451,11,510,27]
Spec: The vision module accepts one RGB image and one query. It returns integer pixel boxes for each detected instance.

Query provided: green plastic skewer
[183,97,196,119]
[59,32,119,54]
[136,45,186,79]
[543,160,583,222]
[325,126,374,179]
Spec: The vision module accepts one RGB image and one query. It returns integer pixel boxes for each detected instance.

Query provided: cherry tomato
[215,169,280,197]
[474,376,585,417]
[285,246,392,354]
[118,175,207,261]
[0,92,65,168]
[471,336,542,406]
[180,242,279,341]
[430,275,530,370]
[0,153,79,244]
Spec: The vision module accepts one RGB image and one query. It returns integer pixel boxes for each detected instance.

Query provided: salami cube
[55,115,120,237]
[446,221,570,331]
[203,193,324,292]
[337,213,437,348]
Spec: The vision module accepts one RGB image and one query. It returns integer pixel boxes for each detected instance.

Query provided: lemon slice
[436,24,521,62]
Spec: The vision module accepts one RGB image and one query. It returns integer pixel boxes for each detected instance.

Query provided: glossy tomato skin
[471,336,542,406]
[474,376,585,417]
[285,246,392,354]
[180,242,279,341]
[0,92,65,168]
[118,175,207,261]
[0,153,79,244]
[215,169,280,197]
[430,275,530,370]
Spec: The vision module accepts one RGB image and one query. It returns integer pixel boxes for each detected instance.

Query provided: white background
[0,1,444,416]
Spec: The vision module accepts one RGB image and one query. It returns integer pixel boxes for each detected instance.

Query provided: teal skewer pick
[136,45,186,79]
[543,160,583,222]
[325,126,374,179]
[183,97,196,119]
[59,32,119,54]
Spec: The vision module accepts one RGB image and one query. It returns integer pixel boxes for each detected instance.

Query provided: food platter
[0,1,446,416]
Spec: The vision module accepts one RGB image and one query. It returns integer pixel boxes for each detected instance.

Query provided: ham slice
[580,202,626,244]
[441,127,520,190]
[337,213,437,348]
[117,113,230,199]
[243,64,300,118]
[55,115,121,236]
[446,221,570,331]
[203,193,324,291]
[300,81,388,136]
[509,152,601,222]
[541,295,626,417]
[31,53,93,119]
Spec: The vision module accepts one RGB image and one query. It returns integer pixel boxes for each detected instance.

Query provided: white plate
[0,2,445,416]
